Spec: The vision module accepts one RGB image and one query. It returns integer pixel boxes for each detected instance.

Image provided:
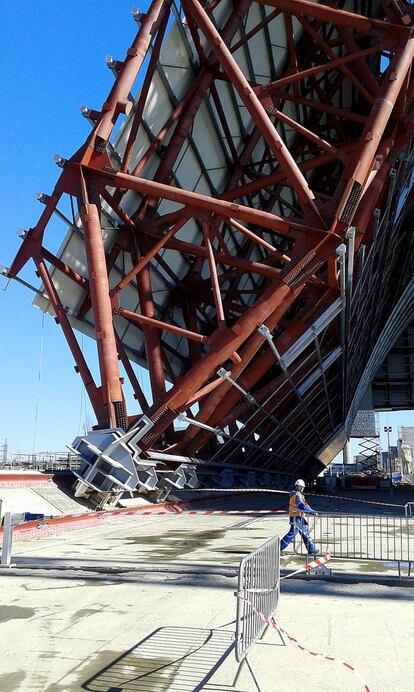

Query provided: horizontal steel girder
[6,0,414,488]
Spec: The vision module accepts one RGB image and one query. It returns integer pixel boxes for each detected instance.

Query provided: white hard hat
[295,478,305,487]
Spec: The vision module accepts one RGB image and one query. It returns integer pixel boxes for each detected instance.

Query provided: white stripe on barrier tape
[274,620,370,692]
[3,506,287,543]
[239,592,370,692]
[137,508,284,516]
[280,552,331,580]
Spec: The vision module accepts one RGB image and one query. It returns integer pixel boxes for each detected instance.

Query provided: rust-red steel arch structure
[7,0,414,487]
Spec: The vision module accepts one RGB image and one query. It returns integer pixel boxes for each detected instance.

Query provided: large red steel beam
[94,166,324,237]
[79,176,123,428]
[182,0,321,217]
[256,0,402,33]
[6,0,414,475]
[82,0,167,161]
[335,37,414,223]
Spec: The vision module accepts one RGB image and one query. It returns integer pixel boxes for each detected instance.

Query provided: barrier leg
[259,624,268,640]
[245,655,262,692]
[233,656,262,691]
[260,618,286,646]
[398,561,412,578]
[232,658,245,687]
[271,617,286,646]
[0,512,13,568]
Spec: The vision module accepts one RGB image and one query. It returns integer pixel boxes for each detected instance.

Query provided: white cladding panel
[33,0,382,380]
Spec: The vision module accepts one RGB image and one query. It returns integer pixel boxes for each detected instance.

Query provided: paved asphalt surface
[0,489,413,691]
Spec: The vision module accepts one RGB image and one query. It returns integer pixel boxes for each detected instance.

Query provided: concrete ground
[0,491,413,691]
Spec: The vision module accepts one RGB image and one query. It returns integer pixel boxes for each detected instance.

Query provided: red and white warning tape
[1,504,286,543]
[280,552,331,580]
[240,588,370,692]
[137,507,284,516]
[181,487,404,508]
[273,619,370,692]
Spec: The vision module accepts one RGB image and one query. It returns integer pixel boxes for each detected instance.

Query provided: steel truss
[6,0,414,490]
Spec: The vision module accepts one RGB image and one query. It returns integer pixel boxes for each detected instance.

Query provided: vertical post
[202,220,226,327]
[343,439,352,467]
[337,244,347,414]
[1,513,13,567]
[79,185,124,429]
[136,264,166,405]
[384,426,392,476]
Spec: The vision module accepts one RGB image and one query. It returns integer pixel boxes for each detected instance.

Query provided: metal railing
[405,502,414,518]
[294,512,414,567]
[235,535,280,662]
[0,512,14,567]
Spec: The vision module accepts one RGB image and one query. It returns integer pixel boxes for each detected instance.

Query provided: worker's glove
[313,512,318,517]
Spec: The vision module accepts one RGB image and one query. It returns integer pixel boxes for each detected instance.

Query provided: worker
[280,479,319,555]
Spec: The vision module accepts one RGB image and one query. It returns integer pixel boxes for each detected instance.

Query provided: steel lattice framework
[6,0,414,492]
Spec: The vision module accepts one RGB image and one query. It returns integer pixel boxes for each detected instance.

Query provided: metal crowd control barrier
[0,512,13,567]
[405,502,414,518]
[234,535,282,691]
[294,512,413,576]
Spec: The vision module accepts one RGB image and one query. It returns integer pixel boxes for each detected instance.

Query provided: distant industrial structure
[399,426,414,476]
[0,440,7,464]
[327,425,414,485]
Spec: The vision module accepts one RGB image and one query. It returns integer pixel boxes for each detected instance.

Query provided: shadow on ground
[81,626,235,692]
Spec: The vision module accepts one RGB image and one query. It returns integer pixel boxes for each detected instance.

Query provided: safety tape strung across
[180,487,404,508]
[308,491,402,508]
[138,508,284,516]
[280,552,331,580]
[2,506,287,543]
[239,592,370,692]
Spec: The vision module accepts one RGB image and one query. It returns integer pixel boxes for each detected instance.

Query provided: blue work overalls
[280,490,316,553]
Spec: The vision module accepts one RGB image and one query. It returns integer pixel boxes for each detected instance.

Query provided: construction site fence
[235,535,280,662]
[294,512,414,568]
[405,502,414,517]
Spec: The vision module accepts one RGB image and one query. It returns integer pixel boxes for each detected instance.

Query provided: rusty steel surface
[6,0,414,483]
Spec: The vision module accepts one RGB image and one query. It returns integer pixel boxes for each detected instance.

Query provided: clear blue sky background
[0,1,412,458]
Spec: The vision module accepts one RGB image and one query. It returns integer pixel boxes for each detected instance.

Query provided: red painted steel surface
[6,0,414,478]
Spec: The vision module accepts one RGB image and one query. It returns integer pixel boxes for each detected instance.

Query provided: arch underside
[8,0,414,488]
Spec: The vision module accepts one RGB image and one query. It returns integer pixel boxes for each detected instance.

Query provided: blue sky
[0,1,152,454]
[0,1,412,458]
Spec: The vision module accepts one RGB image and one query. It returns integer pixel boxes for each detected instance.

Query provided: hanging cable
[77,333,87,436]
[32,311,45,453]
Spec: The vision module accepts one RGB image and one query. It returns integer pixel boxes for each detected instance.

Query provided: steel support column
[136,262,166,405]
[79,187,124,428]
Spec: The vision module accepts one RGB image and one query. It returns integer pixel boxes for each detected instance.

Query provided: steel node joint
[217,367,230,380]
[336,244,347,262]
[258,324,271,339]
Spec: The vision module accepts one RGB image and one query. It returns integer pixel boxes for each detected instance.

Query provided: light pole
[384,426,392,475]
